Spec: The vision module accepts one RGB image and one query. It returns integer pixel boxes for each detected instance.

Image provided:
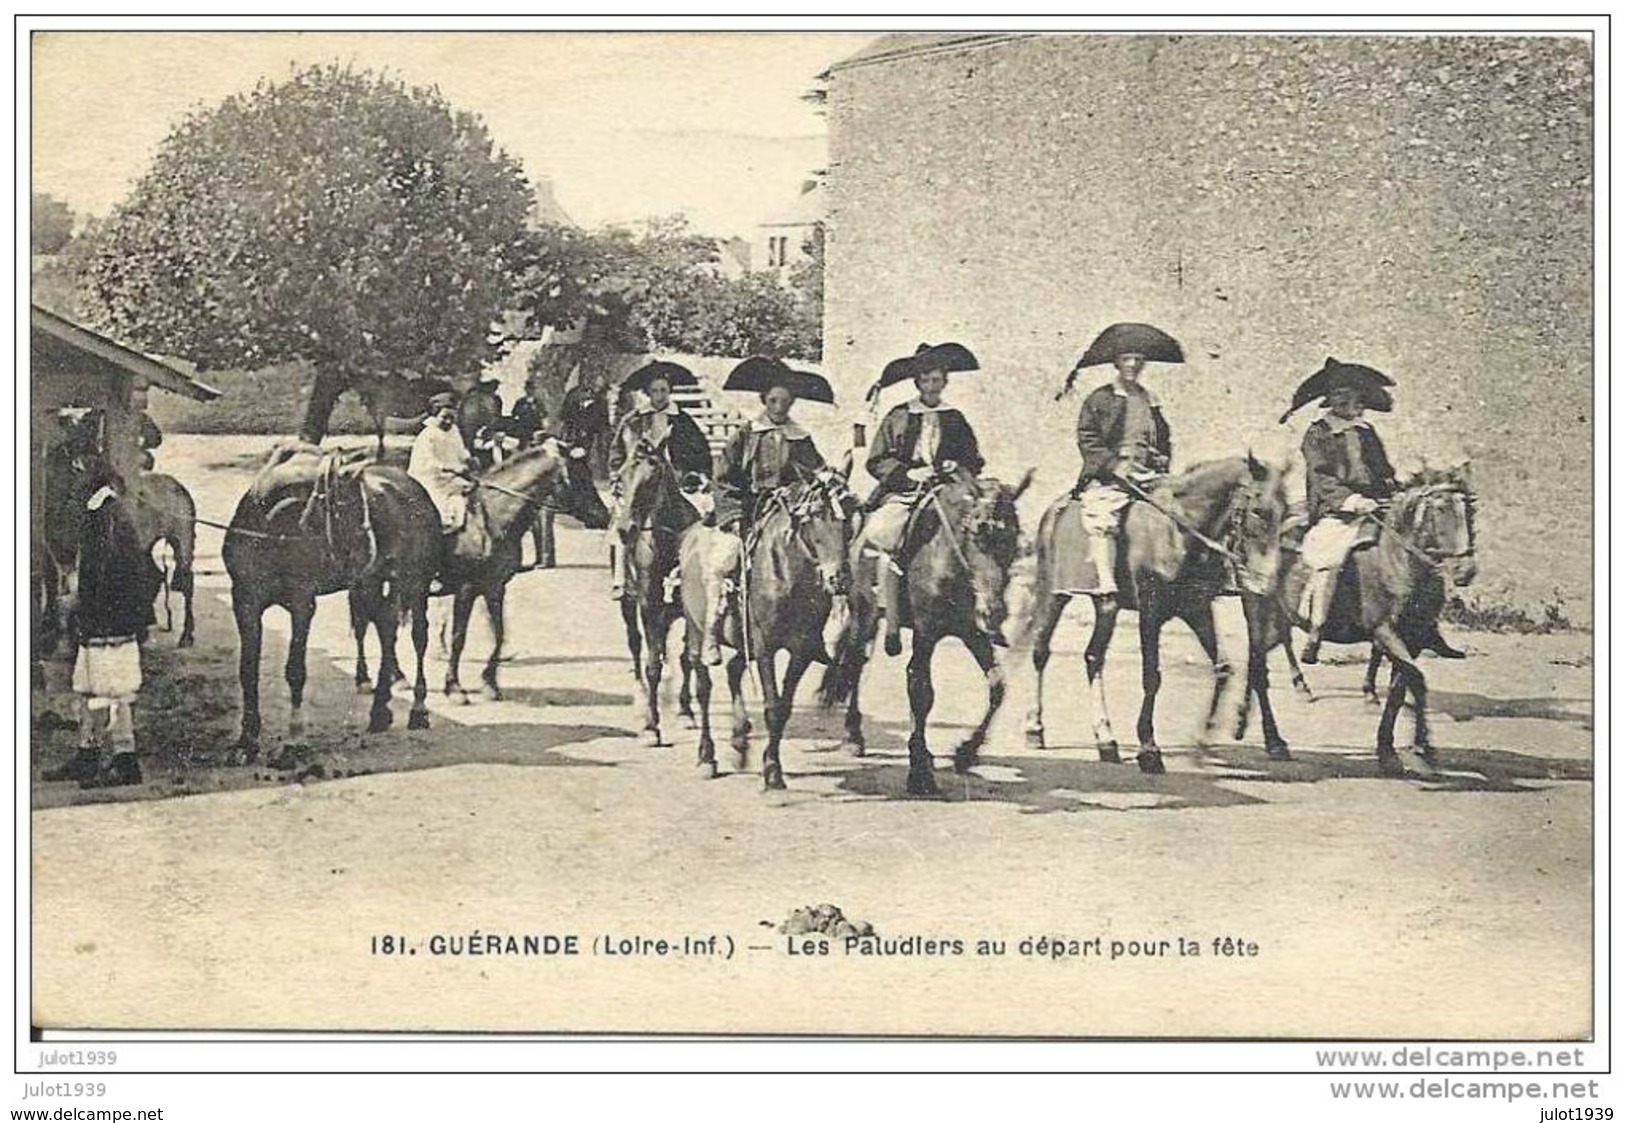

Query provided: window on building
[766,235,789,268]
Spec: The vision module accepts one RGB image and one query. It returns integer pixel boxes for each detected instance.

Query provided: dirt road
[30,437,1594,1038]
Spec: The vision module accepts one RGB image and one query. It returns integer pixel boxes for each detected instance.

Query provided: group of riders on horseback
[40,319,1478,794]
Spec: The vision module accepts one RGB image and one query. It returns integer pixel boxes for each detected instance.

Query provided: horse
[413,440,611,704]
[224,445,441,758]
[1237,466,1477,774]
[615,439,703,747]
[1022,456,1290,774]
[124,473,199,647]
[820,470,1033,797]
[681,467,861,789]
[457,380,506,469]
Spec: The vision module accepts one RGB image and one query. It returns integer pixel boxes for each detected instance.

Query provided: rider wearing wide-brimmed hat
[606,361,714,599]
[1285,359,1401,664]
[1067,323,1183,601]
[859,342,985,656]
[698,357,834,664]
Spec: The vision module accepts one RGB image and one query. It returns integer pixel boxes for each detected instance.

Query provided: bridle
[1373,483,1477,570]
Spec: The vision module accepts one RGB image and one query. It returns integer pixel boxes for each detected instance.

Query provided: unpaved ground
[30,436,1595,1038]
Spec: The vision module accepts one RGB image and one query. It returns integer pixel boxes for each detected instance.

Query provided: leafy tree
[84,65,533,442]
[31,193,75,255]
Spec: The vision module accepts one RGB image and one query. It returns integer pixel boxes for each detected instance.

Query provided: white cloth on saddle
[408,422,474,532]
[1300,515,1364,571]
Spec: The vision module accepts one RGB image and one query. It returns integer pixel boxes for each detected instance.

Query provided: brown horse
[1023,457,1290,773]
[1238,466,1477,774]
[225,445,441,757]
[682,468,861,788]
[616,441,702,747]
[419,440,611,704]
[821,470,1033,797]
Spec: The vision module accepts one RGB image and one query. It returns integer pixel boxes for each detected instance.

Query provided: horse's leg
[755,652,785,790]
[407,591,431,731]
[762,652,812,791]
[1363,645,1385,705]
[1371,621,1423,775]
[727,651,751,768]
[1281,625,1314,700]
[905,632,942,796]
[621,594,644,712]
[694,652,718,778]
[173,531,196,648]
[444,587,476,704]
[953,631,1005,774]
[1024,593,1068,749]
[480,581,507,702]
[284,595,316,744]
[368,593,400,734]
[640,601,668,747]
[677,642,697,728]
[1134,596,1167,775]
[350,592,373,694]
[1237,595,1291,760]
[232,589,264,761]
[1084,595,1122,763]
[1183,602,1232,750]
[1398,629,1435,765]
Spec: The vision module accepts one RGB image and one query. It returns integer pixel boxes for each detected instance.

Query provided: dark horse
[1238,466,1477,774]
[1022,457,1290,773]
[616,440,703,747]
[125,472,200,648]
[821,470,1033,797]
[681,468,861,789]
[409,440,611,704]
[225,445,441,757]
[354,375,502,464]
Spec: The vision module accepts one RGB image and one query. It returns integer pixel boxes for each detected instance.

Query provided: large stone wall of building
[825,34,1592,624]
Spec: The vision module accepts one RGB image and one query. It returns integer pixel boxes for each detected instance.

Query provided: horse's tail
[817,617,867,710]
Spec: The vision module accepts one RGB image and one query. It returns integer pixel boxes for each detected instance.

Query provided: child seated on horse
[408,392,477,534]
[701,375,829,665]
[858,360,985,657]
[606,363,714,600]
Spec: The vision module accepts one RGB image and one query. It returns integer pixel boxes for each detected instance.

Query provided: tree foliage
[31,193,75,255]
[84,65,533,441]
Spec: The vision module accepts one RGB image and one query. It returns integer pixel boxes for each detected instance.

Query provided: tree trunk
[298,366,346,445]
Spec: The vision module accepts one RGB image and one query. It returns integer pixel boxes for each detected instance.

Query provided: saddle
[247,446,380,577]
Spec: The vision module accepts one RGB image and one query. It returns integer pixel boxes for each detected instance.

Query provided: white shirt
[409,421,472,484]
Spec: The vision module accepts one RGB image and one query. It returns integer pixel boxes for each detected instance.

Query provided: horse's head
[1393,463,1478,587]
[1229,453,1291,595]
[538,439,611,530]
[778,469,861,596]
[952,469,1033,642]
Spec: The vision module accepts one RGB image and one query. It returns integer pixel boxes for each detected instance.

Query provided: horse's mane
[1166,456,1254,499]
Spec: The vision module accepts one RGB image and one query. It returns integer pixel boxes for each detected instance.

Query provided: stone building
[822,33,1593,624]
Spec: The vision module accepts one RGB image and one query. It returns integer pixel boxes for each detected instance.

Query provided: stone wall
[824,34,1593,624]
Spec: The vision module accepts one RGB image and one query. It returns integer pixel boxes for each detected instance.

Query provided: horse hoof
[906,772,941,797]
[1099,742,1122,764]
[639,728,662,748]
[407,711,431,731]
[839,739,866,758]
[1265,742,1292,761]
[177,636,195,650]
[698,760,718,780]
[1231,720,1248,741]
[368,710,393,734]
[481,686,502,703]
[680,712,698,730]
[1364,692,1381,707]
[1377,752,1406,777]
[356,679,374,695]
[763,765,787,791]
[952,747,978,775]
[1136,749,1165,775]
[1024,725,1047,749]
[230,740,260,766]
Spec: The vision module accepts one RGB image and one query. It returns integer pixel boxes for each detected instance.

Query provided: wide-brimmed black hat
[869,342,980,401]
[1280,358,1395,423]
[723,356,836,405]
[622,361,699,394]
[1058,323,1185,398]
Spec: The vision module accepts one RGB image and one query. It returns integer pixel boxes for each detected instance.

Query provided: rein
[1366,487,1475,571]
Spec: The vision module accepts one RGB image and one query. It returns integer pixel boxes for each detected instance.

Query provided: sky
[31,31,872,238]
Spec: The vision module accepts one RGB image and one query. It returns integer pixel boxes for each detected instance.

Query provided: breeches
[72,638,142,703]
[1300,517,1363,571]
[1077,481,1133,537]
[860,498,913,554]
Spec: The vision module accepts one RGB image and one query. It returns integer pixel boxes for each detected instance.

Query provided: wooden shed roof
[31,305,221,402]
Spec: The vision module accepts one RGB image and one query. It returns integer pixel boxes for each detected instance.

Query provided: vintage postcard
[26,26,1596,1045]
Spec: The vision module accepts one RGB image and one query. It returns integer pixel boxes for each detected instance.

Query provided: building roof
[757,182,826,229]
[31,305,221,402]
[824,33,1025,75]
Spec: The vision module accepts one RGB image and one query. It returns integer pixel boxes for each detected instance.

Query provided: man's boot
[42,745,100,783]
[80,751,142,790]
[878,554,904,657]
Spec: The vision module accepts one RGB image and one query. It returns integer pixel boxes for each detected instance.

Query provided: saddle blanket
[1046,497,1106,595]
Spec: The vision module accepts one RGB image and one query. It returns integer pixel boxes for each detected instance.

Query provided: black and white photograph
[19,17,1606,1102]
